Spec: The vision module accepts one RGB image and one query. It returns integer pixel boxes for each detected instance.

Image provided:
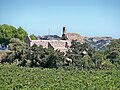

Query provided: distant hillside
[37,35,61,40]
[84,37,112,50]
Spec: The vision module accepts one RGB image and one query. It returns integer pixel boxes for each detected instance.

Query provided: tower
[62,27,68,40]
[63,27,67,35]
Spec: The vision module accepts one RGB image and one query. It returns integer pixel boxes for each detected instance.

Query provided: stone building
[62,27,84,43]
[25,27,84,52]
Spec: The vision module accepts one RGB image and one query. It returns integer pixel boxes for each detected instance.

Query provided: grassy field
[0,64,120,90]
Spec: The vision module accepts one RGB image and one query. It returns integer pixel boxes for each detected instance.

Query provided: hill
[37,35,61,40]
[84,37,112,50]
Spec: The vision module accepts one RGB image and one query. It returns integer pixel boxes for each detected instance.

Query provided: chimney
[63,27,67,35]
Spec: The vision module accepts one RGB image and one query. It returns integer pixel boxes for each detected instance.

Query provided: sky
[0,0,120,38]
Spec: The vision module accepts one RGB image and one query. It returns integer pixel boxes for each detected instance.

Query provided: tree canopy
[0,24,28,45]
[106,39,120,68]
[1,39,119,70]
[30,34,37,40]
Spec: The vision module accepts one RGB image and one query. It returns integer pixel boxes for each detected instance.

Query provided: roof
[65,32,84,43]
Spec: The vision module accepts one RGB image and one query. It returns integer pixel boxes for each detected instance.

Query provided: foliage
[3,38,28,64]
[66,40,120,70]
[92,50,105,68]
[101,60,116,69]
[30,34,37,40]
[0,64,120,90]
[0,24,28,45]
[3,41,66,68]
[1,39,120,70]
[66,41,96,69]
[106,39,120,68]
[15,27,28,42]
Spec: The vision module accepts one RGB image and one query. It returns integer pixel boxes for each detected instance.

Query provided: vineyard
[0,64,120,90]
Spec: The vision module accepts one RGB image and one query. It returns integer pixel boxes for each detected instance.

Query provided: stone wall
[25,36,71,52]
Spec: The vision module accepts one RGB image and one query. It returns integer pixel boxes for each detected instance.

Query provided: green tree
[6,38,28,64]
[15,27,28,42]
[0,24,16,45]
[30,34,37,40]
[66,40,95,69]
[0,24,28,45]
[92,51,105,69]
[106,39,120,68]
[42,49,65,68]
[101,60,115,69]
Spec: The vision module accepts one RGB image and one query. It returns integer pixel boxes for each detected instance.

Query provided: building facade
[25,27,84,52]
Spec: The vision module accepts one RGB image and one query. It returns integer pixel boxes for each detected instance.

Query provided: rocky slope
[84,37,112,50]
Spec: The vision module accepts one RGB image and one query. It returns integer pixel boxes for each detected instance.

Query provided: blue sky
[0,0,120,38]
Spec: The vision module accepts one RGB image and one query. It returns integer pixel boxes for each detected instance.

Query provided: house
[62,27,84,43]
[25,27,84,53]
